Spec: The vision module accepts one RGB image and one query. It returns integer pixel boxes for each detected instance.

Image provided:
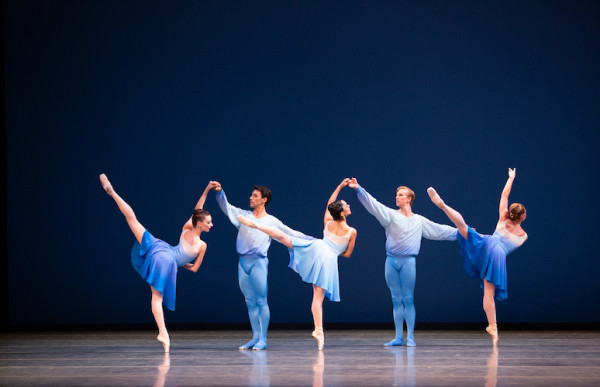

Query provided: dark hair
[327,200,345,221]
[253,185,272,205]
[192,209,210,227]
[509,203,526,221]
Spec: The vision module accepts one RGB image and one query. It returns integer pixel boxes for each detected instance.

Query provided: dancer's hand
[339,178,350,188]
[508,168,516,179]
[210,181,222,191]
[348,177,358,189]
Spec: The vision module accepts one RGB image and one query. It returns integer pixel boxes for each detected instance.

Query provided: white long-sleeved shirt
[356,185,457,258]
[216,190,311,258]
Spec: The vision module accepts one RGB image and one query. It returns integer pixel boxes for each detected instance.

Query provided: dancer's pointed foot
[253,340,267,350]
[406,338,417,347]
[312,328,324,351]
[427,187,444,208]
[486,325,499,346]
[237,215,258,228]
[157,333,170,353]
[383,337,405,346]
[239,339,258,350]
[99,173,114,195]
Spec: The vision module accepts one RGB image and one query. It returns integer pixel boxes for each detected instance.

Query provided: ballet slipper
[237,215,258,228]
[157,334,170,353]
[99,173,114,194]
[312,328,324,351]
[239,339,258,350]
[406,338,417,347]
[253,340,267,351]
[486,325,499,346]
[383,337,405,347]
[427,187,444,208]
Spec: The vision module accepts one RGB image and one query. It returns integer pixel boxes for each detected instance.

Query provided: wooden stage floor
[1,329,599,386]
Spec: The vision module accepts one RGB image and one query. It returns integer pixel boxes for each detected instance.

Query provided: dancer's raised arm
[349,177,393,227]
[183,181,220,231]
[499,168,516,221]
[324,178,350,225]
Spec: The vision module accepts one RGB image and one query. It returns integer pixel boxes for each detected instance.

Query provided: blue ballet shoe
[253,340,267,350]
[384,337,406,346]
[239,339,258,350]
[406,338,417,347]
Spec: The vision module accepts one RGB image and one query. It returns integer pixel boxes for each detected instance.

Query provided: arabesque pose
[100,174,215,352]
[238,179,357,350]
[427,168,527,346]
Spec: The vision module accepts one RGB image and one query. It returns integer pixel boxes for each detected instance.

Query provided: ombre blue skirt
[131,230,178,311]
[458,227,508,301]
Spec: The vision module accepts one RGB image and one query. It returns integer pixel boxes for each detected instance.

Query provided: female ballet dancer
[427,168,527,345]
[237,179,357,350]
[100,174,216,352]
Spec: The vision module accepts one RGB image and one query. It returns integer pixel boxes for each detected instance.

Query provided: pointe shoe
[312,328,324,351]
[237,215,257,228]
[157,334,170,353]
[486,325,499,346]
[99,173,114,194]
[427,187,444,207]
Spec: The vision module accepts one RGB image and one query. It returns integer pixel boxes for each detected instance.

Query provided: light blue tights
[384,256,417,347]
[238,257,269,350]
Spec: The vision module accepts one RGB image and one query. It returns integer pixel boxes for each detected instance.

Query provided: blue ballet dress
[131,230,200,311]
[288,222,352,302]
[458,220,527,301]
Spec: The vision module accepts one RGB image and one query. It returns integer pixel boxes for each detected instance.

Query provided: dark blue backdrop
[5,1,600,326]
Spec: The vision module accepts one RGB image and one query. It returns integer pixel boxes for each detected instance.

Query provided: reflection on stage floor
[1,330,599,386]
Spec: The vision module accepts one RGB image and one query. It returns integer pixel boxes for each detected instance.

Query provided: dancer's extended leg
[311,285,325,350]
[483,279,499,346]
[100,174,146,244]
[384,257,406,346]
[151,286,170,353]
[237,216,293,249]
[427,187,468,239]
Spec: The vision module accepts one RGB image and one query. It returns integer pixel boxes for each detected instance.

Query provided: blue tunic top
[216,190,311,258]
[356,185,457,258]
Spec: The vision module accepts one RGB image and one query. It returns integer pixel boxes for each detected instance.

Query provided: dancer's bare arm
[324,178,350,226]
[183,181,220,231]
[499,168,516,221]
[340,229,358,257]
[183,243,207,272]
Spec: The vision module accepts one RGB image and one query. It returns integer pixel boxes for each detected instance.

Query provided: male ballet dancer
[349,178,456,346]
[213,182,312,350]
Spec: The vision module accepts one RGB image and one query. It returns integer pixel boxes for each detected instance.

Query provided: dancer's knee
[402,294,414,307]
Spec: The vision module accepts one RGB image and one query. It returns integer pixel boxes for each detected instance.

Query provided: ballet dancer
[348,178,457,347]
[100,174,215,352]
[238,179,357,350]
[427,168,527,346]
[213,182,313,350]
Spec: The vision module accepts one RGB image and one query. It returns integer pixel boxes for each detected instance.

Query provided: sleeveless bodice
[171,230,202,266]
[322,223,352,256]
[491,220,527,254]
